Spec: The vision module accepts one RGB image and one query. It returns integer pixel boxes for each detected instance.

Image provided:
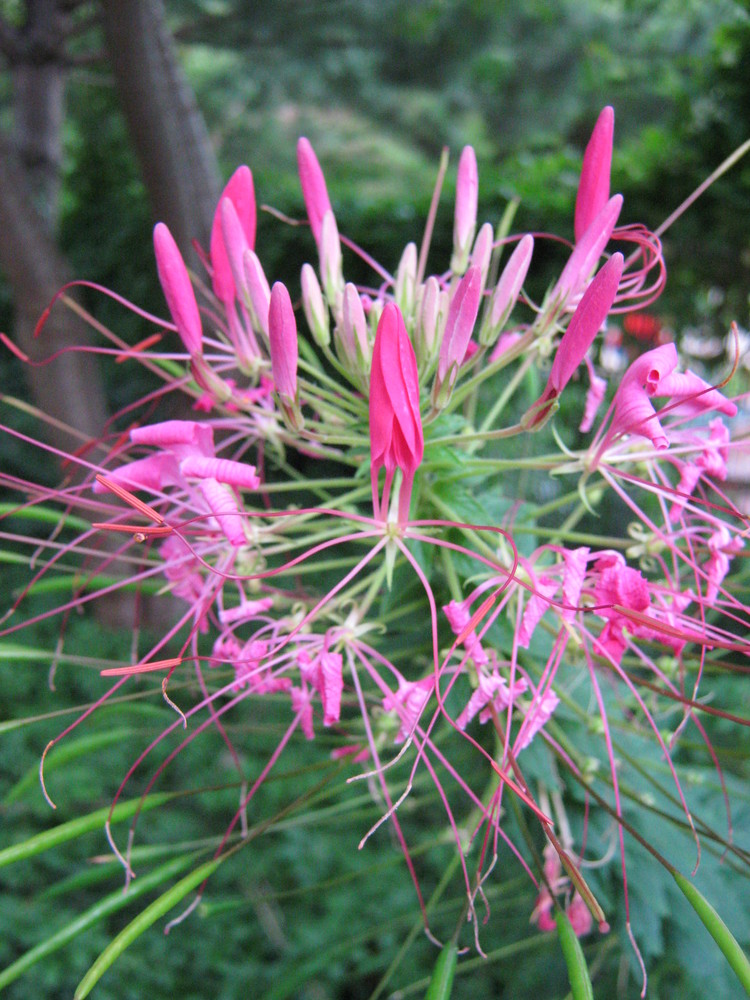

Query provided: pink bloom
[297,137,333,248]
[575,106,614,242]
[444,598,488,667]
[517,576,559,647]
[593,552,651,663]
[369,304,424,522]
[153,222,203,356]
[382,676,434,743]
[318,650,344,727]
[516,689,559,751]
[435,265,483,397]
[452,145,478,273]
[562,547,590,619]
[579,362,607,433]
[456,670,528,730]
[526,252,624,428]
[704,524,744,603]
[210,166,256,303]
[199,478,247,546]
[608,344,736,450]
[566,892,593,937]
[179,456,260,490]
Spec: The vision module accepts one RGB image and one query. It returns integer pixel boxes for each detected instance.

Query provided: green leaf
[555,910,594,1000]
[0,852,198,990]
[0,792,173,868]
[672,870,750,994]
[73,855,224,998]
[425,941,457,1000]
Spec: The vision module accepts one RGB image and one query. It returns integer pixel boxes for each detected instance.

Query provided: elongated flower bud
[320,209,343,303]
[153,223,203,356]
[297,137,332,248]
[338,283,370,370]
[480,234,534,346]
[434,265,482,407]
[268,281,298,403]
[470,222,494,296]
[575,106,614,242]
[415,274,442,364]
[553,194,622,306]
[242,249,271,338]
[394,242,418,319]
[524,252,624,429]
[451,145,478,275]
[301,262,330,347]
[210,166,256,303]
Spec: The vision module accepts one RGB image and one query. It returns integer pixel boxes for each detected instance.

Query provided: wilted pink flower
[369,303,424,522]
[153,222,203,356]
[297,137,333,248]
[525,252,624,428]
[575,106,615,242]
[382,676,434,743]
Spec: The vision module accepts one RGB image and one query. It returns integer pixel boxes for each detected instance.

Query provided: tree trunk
[0,1,108,453]
[100,0,221,257]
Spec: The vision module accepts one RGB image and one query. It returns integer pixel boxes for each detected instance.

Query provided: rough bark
[0,2,108,452]
[100,0,221,257]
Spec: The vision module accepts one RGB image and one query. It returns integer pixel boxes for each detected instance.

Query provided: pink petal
[199,478,246,546]
[130,419,214,454]
[486,234,534,337]
[180,456,260,490]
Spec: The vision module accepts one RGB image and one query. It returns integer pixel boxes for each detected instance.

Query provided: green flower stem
[555,910,595,1000]
[425,942,458,1000]
[425,489,501,562]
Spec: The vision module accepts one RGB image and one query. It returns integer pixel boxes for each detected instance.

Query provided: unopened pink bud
[525,252,624,429]
[554,194,623,306]
[451,145,478,275]
[480,234,534,345]
[301,262,330,347]
[210,166,256,303]
[297,137,332,248]
[268,281,298,402]
[153,223,203,356]
[339,283,370,368]
[436,265,483,395]
[394,242,418,318]
[220,198,250,304]
[242,249,271,337]
[470,222,494,295]
[320,209,343,303]
[575,106,614,242]
[416,275,443,362]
